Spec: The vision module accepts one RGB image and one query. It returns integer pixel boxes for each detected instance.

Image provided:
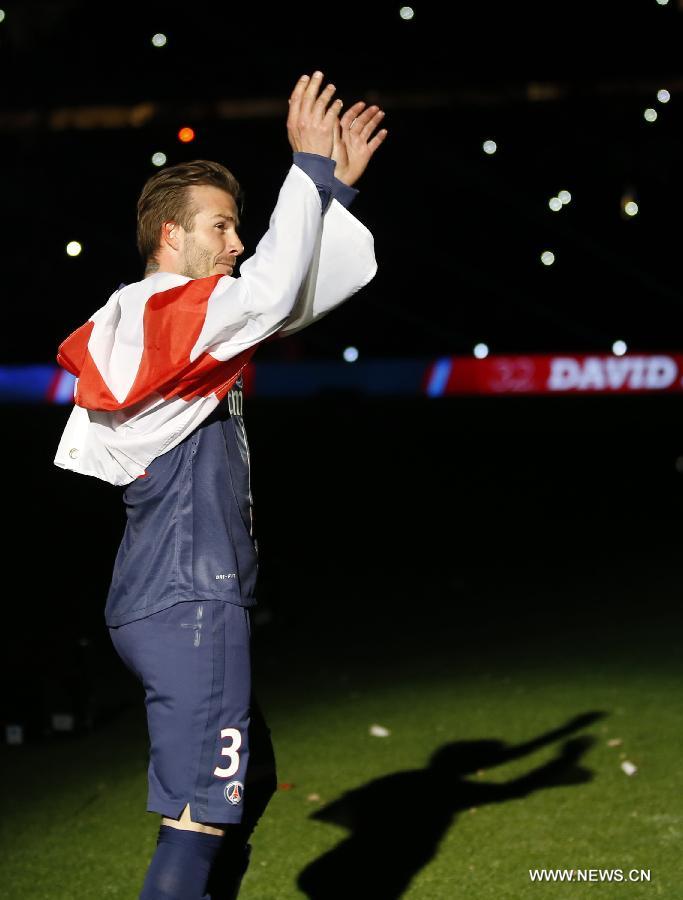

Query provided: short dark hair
[136,159,243,265]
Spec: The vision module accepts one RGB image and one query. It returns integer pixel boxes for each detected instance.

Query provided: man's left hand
[332,101,388,187]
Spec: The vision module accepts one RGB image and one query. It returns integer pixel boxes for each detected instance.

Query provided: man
[53,71,387,899]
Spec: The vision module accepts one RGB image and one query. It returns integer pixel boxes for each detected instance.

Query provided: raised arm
[276,92,388,338]
[190,72,344,360]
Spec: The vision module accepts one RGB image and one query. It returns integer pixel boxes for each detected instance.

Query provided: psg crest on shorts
[224,780,244,805]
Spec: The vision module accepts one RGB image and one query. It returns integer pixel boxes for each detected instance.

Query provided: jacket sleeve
[276,193,378,338]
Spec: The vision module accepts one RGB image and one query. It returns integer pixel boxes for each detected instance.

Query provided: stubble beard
[180,233,215,279]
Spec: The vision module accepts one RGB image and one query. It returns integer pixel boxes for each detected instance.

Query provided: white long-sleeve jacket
[53,161,377,485]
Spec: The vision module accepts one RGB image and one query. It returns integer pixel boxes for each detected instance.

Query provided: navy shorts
[109,599,259,825]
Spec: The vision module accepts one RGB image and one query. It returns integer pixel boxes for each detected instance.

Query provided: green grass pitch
[2,592,679,900]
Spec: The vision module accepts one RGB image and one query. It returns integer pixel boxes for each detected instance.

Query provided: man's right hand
[287,72,343,158]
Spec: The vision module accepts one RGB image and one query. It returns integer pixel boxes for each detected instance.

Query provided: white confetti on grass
[369,724,391,737]
[621,760,638,776]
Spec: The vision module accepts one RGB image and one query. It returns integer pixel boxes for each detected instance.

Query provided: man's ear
[161,220,182,252]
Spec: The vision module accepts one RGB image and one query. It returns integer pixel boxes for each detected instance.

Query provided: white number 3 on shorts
[213,727,242,778]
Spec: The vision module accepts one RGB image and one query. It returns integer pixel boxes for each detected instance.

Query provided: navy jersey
[105,373,256,626]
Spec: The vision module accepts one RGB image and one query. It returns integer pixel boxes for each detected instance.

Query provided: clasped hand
[287,71,387,187]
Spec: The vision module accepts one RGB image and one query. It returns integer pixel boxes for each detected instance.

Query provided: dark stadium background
[1,5,682,895]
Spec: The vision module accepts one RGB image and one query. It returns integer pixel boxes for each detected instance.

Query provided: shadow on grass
[297,711,606,900]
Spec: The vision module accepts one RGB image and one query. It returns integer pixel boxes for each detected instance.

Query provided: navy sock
[139,824,224,900]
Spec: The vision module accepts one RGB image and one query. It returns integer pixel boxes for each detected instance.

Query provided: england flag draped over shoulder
[54,163,377,485]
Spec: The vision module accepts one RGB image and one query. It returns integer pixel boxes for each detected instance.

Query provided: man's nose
[228,236,245,256]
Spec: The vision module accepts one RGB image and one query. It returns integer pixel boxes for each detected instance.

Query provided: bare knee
[162,803,225,836]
